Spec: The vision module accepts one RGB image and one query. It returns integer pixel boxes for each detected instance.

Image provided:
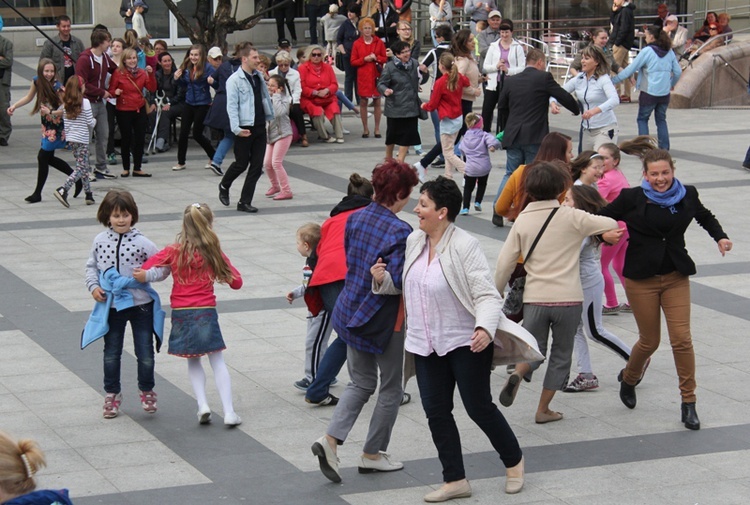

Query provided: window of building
[0,0,92,28]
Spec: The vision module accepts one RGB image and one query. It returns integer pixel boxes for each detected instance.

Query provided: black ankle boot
[681,402,700,430]
[618,369,636,409]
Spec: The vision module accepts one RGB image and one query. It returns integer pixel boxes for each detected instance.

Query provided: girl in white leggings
[563,184,632,392]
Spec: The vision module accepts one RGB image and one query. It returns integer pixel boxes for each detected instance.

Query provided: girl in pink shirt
[597,143,631,313]
[135,203,243,426]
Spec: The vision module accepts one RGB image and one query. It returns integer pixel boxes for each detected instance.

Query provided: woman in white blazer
[481,19,525,133]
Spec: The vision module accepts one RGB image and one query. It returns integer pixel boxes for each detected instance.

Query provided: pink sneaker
[103,393,122,419]
[265,187,281,197]
[140,390,157,413]
[273,191,293,201]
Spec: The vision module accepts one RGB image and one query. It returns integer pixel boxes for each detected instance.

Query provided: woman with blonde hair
[299,44,345,143]
[0,431,73,505]
[351,17,386,138]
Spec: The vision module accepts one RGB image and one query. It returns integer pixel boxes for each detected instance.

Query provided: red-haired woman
[312,160,418,483]
[350,17,386,138]
[299,44,344,143]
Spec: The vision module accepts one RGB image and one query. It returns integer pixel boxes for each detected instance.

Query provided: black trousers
[33,148,74,197]
[156,102,184,145]
[275,2,297,42]
[220,125,267,205]
[177,103,215,165]
[481,85,508,133]
[116,108,148,171]
[462,174,489,208]
[289,103,306,137]
[106,102,117,155]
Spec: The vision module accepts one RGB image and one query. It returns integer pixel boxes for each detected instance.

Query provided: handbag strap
[522,207,559,265]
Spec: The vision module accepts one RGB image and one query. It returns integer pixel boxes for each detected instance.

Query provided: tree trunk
[159,0,289,49]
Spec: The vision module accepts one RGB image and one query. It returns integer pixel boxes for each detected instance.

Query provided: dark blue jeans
[637,100,670,150]
[414,345,522,482]
[342,54,357,103]
[306,281,346,402]
[103,302,155,394]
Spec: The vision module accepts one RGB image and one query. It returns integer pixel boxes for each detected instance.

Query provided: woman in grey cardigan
[377,40,421,163]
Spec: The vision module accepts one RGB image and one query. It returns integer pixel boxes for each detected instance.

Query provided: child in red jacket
[421,53,469,179]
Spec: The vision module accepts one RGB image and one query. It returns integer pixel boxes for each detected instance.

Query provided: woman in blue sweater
[612,25,681,150]
[172,45,216,171]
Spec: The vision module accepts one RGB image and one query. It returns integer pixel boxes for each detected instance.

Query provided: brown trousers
[623,272,696,402]
[612,45,633,98]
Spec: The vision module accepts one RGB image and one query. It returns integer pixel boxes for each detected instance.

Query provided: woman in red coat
[350,17,386,138]
[109,47,157,177]
[299,45,344,143]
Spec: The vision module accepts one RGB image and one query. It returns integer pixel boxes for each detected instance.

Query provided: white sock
[208,352,235,416]
[187,357,209,410]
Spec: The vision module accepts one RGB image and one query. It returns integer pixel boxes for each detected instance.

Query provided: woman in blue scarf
[599,149,731,431]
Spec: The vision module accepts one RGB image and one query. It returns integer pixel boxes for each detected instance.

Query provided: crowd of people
[0,4,743,504]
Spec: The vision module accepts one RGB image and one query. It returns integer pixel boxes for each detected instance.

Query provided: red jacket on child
[422,73,469,120]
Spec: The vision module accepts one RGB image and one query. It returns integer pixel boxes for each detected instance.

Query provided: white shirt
[405,243,477,357]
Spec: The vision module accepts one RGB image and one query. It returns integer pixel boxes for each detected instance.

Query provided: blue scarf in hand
[641,177,686,214]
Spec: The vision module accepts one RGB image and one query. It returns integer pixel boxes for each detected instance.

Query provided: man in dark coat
[491,48,579,226]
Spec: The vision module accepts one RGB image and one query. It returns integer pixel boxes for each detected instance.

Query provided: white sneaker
[198,405,211,425]
[413,162,426,183]
[342,128,350,135]
[358,452,404,473]
[224,412,242,426]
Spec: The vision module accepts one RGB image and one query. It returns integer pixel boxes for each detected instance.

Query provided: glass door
[139,0,209,46]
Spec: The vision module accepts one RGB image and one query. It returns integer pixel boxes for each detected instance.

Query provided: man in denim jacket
[218,45,274,213]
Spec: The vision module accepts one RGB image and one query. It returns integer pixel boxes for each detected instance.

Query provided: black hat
[278,39,292,47]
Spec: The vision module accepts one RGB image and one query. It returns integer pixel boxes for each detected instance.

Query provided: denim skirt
[169,308,226,357]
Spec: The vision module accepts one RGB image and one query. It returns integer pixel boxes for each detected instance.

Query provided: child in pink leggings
[597,142,631,313]
[264,74,294,200]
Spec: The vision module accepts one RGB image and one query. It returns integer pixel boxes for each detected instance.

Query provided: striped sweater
[63,98,96,144]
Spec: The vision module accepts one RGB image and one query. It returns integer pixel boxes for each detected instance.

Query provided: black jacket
[610,2,636,49]
[599,185,728,280]
[498,66,579,148]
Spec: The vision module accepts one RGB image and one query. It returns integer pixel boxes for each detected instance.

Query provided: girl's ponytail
[440,52,459,92]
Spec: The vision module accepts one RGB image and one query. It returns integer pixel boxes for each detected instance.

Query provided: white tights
[187,352,235,416]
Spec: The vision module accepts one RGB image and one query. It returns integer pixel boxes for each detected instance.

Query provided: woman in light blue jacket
[557,45,619,154]
[551,45,620,154]
[612,25,681,150]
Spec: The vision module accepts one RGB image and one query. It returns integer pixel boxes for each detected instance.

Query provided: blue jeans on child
[103,302,155,394]
[213,130,235,167]
[305,281,346,403]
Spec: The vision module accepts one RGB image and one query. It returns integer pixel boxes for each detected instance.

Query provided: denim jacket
[226,67,274,135]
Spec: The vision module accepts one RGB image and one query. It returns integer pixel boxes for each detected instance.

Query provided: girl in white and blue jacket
[557,45,620,154]
[612,25,681,150]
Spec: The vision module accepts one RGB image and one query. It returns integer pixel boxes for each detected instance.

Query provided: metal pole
[0,0,72,63]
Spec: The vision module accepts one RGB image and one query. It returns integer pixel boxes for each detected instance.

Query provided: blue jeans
[306,281,346,402]
[637,100,670,150]
[212,130,235,167]
[336,90,357,112]
[414,345,523,482]
[103,302,155,393]
[494,143,540,203]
